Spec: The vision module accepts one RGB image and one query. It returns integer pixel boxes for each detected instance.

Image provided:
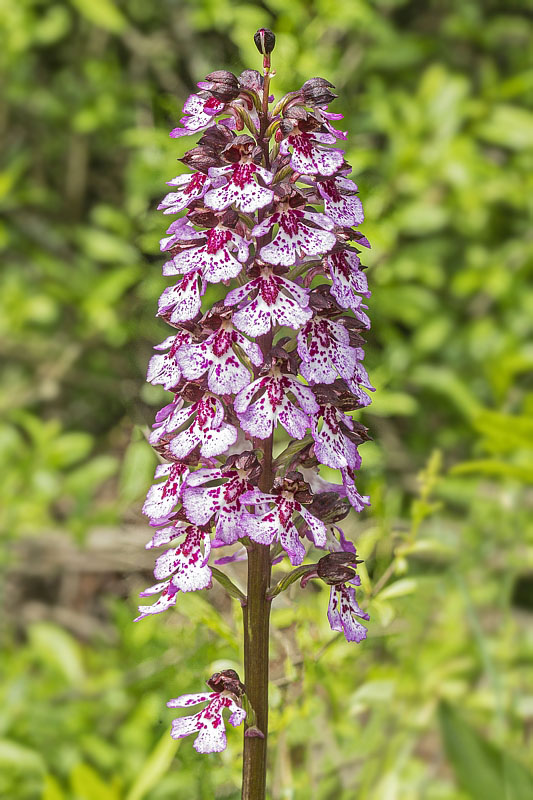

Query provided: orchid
[328,582,370,643]
[168,670,247,754]
[137,28,374,797]
[146,331,192,391]
[158,172,214,214]
[177,323,262,394]
[226,270,312,336]
[205,163,274,213]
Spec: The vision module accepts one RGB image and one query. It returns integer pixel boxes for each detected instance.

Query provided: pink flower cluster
[139,65,373,751]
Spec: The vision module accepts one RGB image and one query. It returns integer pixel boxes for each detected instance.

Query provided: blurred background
[1,0,533,798]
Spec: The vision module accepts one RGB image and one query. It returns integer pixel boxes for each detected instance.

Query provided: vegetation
[1,0,532,797]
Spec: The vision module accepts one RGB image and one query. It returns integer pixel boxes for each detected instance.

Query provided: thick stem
[241,538,272,798]
[241,56,274,800]
[242,329,274,800]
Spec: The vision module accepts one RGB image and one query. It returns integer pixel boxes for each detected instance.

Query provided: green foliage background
[1,0,533,797]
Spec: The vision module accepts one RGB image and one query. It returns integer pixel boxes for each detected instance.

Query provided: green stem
[241,51,275,800]
[241,329,274,800]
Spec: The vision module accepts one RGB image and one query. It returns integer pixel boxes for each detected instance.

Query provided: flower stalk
[136,26,374,799]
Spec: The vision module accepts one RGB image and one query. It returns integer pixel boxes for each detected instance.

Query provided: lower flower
[167,690,246,753]
[328,583,369,643]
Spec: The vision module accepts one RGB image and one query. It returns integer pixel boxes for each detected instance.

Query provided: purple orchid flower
[168,690,246,753]
[138,31,375,770]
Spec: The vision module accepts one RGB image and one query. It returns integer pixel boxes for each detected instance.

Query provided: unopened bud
[206,669,245,697]
[239,69,264,94]
[308,492,351,524]
[198,70,241,102]
[316,552,363,585]
[253,28,276,55]
[179,147,220,172]
[302,77,337,106]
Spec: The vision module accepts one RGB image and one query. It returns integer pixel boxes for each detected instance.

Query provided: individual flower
[168,689,246,753]
[157,269,205,324]
[279,131,344,176]
[153,524,212,585]
[301,77,337,107]
[142,462,191,522]
[135,525,211,620]
[240,486,326,565]
[234,368,319,440]
[170,93,227,138]
[135,578,180,620]
[324,250,371,327]
[317,176,364,227]
[163,226,249,284]
[328,582,369,643]
[225,270,312,336]
[297,317,361,385]
[253,28,276,55]
[344,355,375,407]
[304,552,368,642]
[177,323,262,395]
[253,208,336,266]
[146,330,193,391]
[182,465,257,545]
[310,404,361,471]
[204,163,274,213]
[149,394,237,459]
[160,217,204,254]
[196,71,241,102]
[158,172,215,215]
[341,467,371,512]
[314,107,347,139]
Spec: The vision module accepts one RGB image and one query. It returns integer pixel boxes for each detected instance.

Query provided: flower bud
[206,669,245,697]
[316,552,363,585]
[179,146,220,172]
[239,69,263,94]
[307,492,350,523]
[198,70,241,101]
[302,77,337,106]
[186,207,219,227]
[253,28,276,55]
[198,124,234,150]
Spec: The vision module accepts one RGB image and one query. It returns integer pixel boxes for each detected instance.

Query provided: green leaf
[478,104,533,150]
[0,739,45,773]
[42,774,66,800]
[48,432,93,468]
[439,702,533,800]
[210,567,247,603]
[68,0,127,33]
[28,622,85,685]
[450,459,533,483]
[70,763,121,800]
[378,578,418,600]
[125,730,180,800]
[119,436,157,505]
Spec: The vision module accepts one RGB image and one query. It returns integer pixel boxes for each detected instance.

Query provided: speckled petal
[142,463,190,520]
[205,163,274,213]
[157,270,205,323]
[168,692,216,708]
[298,505,327,547]
[153,526,212,592]
[259,210,336,266]
[317,177,364,227]
[328,584,369,642]
[310,405,359,470]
